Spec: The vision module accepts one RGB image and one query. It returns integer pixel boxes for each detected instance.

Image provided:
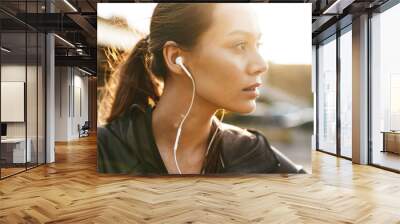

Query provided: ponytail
[99,36,161,124]
[99,4,216,125]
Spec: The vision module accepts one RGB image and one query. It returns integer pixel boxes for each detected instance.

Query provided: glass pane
[1,31,27,177]
[317,37,337,154]
[38,32,45,165]
[340,29,352,158]
[26,0,39,169]
[371,3,400,171]
[0,1,46,178]
[27,31,38,169]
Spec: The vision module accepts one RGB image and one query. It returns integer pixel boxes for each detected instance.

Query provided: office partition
[0,0,47,179]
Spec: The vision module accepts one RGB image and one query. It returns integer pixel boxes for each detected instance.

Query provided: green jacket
[97,104,306,175]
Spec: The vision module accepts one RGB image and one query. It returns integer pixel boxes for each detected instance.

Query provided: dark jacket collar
[103,104,306,174]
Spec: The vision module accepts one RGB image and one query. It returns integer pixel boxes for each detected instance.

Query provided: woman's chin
[233,101,257,114]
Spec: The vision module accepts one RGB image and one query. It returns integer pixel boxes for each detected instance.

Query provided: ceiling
[0,0,393,76]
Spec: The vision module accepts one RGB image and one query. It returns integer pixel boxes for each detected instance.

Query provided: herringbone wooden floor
[1,135,400,224]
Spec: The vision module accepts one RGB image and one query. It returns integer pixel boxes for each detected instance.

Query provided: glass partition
[317,35,337,154]
[38,32,45,165]
[371,3,400,171]
[339,27,352,158]
[1,30,28,177]
[27,31,38,169]
[0,0,46,179]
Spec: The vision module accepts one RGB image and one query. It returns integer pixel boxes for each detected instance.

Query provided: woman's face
[187,4,267,114]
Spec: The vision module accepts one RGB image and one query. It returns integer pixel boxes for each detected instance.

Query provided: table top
[1,138,30,143]
[381,131,400,134]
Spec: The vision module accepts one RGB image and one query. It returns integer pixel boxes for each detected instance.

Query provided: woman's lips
[242,83,262,91]
[242,83,261,98]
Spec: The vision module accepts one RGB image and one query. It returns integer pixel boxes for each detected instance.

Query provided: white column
[46,0,55,163]
[352,14,369,164]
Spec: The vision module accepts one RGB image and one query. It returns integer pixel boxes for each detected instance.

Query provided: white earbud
[175,56,192,78]
[175,56,183,66]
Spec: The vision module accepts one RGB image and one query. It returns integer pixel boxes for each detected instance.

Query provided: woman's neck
[151,78,218,173]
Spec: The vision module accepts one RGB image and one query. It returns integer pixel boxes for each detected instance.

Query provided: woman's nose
[248,52,268,76]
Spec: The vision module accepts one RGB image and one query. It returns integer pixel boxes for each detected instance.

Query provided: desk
[381,131,400,154]
[1,138,31,163]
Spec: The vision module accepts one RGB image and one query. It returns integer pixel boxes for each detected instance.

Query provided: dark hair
[100,3,216,124]
[99,3,224,173]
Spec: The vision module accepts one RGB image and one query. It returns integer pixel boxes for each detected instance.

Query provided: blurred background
[97,3,312,173]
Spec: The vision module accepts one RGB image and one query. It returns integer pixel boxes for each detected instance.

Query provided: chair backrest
[83,121,90,128]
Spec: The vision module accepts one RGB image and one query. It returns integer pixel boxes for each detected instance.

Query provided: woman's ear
[162,41,184,76]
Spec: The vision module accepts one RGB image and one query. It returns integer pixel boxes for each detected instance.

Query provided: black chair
[79,121,90,138]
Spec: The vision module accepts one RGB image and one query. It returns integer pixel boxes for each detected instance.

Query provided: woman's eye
[234,41,262,52]
[235,42,247,51]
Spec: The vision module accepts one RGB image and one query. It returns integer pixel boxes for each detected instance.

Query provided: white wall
[1,65,26,141]
[1,63,46,164]
[1,65,37,138]
[74,73,89,137]
[54,67,89,141]
[55,67,69,141]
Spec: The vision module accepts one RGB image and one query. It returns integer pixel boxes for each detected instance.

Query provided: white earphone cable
[201,109,225,174]
[173,58,224,175]
[205,109,225,157]
[172,62,196,174]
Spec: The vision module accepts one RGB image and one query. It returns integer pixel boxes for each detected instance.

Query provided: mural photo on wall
[96,3,312,175]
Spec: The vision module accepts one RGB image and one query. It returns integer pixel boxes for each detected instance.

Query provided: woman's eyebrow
[227,30,262,39]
